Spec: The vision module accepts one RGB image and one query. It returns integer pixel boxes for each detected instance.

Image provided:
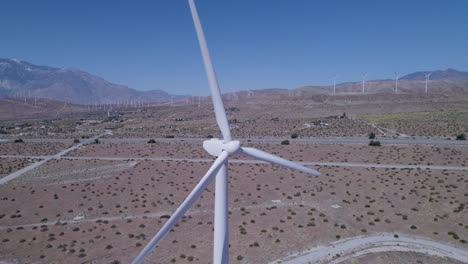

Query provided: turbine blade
[189,0,232,142]
[132,151,229,264]
[241,147,320,176]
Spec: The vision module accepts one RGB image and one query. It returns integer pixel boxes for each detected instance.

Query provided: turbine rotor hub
[203,139,240,156]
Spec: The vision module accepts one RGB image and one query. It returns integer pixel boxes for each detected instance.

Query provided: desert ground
[0,93,467,263]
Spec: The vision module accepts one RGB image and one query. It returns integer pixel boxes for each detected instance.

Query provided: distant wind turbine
[132,1,320,263]
[425,72,433,93]
[362,73,368,93]
[332,74,338,95]
[394,72,400,93]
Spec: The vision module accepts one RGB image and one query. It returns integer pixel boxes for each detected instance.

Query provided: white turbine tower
[332,74,338,95]
[132,1,320,263]
[361,73,368,93]
[394,72,400,93]
[425,72,433,94]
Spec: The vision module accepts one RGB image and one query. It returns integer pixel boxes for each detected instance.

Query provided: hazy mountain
[2,59,467,104]
[0,58,173,104]
[293,69,468,96]
[401,68,468,81]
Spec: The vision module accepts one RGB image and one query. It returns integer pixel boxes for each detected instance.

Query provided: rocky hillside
[0,58,172,104]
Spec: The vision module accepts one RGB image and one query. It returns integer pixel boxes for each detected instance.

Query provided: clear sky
[1,0,467,95]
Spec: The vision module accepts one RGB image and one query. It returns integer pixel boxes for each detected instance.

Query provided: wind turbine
[332,74,338,95]
[361,73,368,93]
[394,72,400,93]
[132,1,320,263]
[425,72,433,93]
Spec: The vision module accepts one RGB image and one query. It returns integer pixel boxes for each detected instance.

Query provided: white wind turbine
[425,72,433,93]
[132,1,320,263]
[394,72,400,93]
[361,73,368,93]
[332,74,338,95]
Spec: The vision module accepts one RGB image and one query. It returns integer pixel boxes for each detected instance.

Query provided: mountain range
[1,58,468,105]
[401,68,468,81]
[0,58,172,104]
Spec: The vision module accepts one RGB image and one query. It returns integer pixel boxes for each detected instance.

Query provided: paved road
[0,131,112,185]
[1,136,467,147]
[1,132,467,185]
[2,155,467,172]
[272,233,468,264]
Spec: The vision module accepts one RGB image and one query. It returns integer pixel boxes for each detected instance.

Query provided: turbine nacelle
[203,138,241,156]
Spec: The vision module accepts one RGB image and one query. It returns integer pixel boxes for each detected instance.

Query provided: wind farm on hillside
[1,1,468,264]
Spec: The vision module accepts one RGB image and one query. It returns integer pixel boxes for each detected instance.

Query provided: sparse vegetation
[1,97,468,264]
[281,140,290,145]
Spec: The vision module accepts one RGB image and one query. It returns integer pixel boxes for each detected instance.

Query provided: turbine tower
[425,72,433,93]
[361,73,368,93]
[132,1,320,263]
[332,74,338,95]
[394,72,400,93]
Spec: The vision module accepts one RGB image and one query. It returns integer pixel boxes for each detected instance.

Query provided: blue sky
[1,0,467,95]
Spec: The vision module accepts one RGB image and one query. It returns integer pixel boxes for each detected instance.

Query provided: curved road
[272,233,468,264]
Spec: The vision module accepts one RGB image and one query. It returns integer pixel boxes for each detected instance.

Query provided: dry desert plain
[0,93,468,264]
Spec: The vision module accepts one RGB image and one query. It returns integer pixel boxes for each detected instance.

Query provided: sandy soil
[0,158,39,178]
[66,141,211,160]
[0,95,467,263]
[64,141,468,167]
[0,153,466,263]
[0,142,71,156]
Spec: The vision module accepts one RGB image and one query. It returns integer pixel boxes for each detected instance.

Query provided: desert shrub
[281,140,290,145]
[207,135,214,138]
[369,140,381,146]
[291,132,299,139]
[14,138,24,143]
[368,132,376,139]
[94,139,100,144]
[456,134,466,140]
[165,135,175,138]
[147,139,156,144]
[73,139,80,143]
